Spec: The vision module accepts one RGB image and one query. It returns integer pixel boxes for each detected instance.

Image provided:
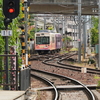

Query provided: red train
[34,30,62,54]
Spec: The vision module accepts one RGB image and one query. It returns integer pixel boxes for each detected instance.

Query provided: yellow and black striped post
[20,1,31,68]
[20,27,26,68]
[28,30,31,67]
[20,2,26,68]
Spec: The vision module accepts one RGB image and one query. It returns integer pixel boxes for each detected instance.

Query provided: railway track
[31,72,58,100]
[31,69,96,100]
[58,56,100,75]
[30,52,75,61]
[30,52,100,99]
[40,53,100,75]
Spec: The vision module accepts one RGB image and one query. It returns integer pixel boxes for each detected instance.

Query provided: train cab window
[36,37,50,44]
[42,37,49,44]
[36,37,41,44]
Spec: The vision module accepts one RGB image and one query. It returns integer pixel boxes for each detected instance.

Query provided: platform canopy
[29,0,98,15]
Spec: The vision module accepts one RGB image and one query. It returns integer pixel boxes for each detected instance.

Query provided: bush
[88,59,95,64]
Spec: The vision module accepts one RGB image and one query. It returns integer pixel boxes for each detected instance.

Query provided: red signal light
[8,8,15,13]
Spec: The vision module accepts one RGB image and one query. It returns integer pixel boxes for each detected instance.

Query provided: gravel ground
[30,59,100,100]
[59,91,88,100]
[31,60,100,85]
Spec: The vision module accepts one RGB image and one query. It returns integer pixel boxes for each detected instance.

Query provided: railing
[0,54,19,90]
[0,54,30,90]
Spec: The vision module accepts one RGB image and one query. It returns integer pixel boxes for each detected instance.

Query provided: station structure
[0,0,100,99]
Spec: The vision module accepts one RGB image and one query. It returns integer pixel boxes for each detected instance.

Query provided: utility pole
[44,17,46,30]
[83,16,87,59]
[73,17,74,47]
[24,0,28,67]
[78,0,81,63]
[58,15,60,33]
[52,15,56,32]
[35,17,38,33]
[62,16,65,35]
[62,16,65,48]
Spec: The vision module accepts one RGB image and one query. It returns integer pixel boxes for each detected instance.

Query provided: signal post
[2,0,20,90]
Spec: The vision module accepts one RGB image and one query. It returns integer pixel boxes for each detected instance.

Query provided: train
[34,30,62,54]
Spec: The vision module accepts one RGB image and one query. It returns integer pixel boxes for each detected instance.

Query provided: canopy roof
[29,0,98,15]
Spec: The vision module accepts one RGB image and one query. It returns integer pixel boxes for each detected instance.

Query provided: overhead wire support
[78,0,81,63]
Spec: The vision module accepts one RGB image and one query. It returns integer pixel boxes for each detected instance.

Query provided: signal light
[3,0,20,19]
[8,8,15,13]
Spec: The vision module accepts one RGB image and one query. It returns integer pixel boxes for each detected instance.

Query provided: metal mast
[78,0,82,63]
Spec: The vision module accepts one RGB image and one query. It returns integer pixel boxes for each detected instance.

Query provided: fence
[0,54,19,90]
[0,54,30,90]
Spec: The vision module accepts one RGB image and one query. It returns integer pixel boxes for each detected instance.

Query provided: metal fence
[0,54,19,90]
[0,54,30,90]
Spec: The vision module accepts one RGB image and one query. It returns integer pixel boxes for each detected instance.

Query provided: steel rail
[42,54,81,71]
[31,68,96,100]
[31,73,58,100]
[58,56,100,74]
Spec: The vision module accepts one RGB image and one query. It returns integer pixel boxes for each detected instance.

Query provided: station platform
[0,90,25,100]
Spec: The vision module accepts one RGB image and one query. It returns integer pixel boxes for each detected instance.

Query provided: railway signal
[3,0,20,19]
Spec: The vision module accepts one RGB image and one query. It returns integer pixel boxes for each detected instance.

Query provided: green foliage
[30,28,42,39]
[70,48,78,51]
[48,26,53,30]
[30,29,35,39]
[91,16,99,29]
[88,58,95,64]
[91,28,98,46]
[0,1,25,87]
[0,56,3,84]
[98,81,100,86]
[0,1,5,53]
[91,17,99,46]
[95,75,100,90]
[0,36,5,53]
[94,75,100,79]
[18,57,22,66]
[97,80,100,90]
[63,36,72,42]
[9,18,20,45]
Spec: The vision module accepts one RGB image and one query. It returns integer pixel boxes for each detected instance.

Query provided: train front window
[36,37,41,44]
[36,37,49,44]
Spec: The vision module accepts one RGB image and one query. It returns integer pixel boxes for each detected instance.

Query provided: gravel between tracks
[31,60,100,100]
[31,60,100,85]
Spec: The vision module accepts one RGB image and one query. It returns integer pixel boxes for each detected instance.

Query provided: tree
[91,16,99,46]
[91,27,98,46]
[63,35,72,50]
